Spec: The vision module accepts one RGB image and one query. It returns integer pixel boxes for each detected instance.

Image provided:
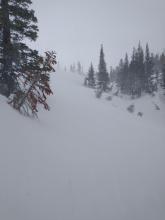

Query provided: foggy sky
[32,0,165,71]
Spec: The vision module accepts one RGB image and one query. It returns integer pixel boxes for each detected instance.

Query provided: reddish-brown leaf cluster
[9,51,57,117]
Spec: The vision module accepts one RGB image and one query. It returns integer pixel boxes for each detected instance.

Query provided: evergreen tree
[123,53,130,93]
[97,45,109,91]
[0,0,38,96]
[77,61,83,74]
[136,42,145,96]
[128,43,145,97]
[145,43,155,93]
[129,47,137,96]
[162,63,165,90]
[116,58,124,90]
[119,54,129,94]
[145,43,151,91]
[70,64,73,72]
[87,63,95,88]
[72,63,76,72]
[160,53,165,90]
[0,0,56,116]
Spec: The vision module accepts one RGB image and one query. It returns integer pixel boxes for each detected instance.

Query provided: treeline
[85,43,165,98]
[0,0,56,117]
[113,43,165,97]
[70,62,83,74]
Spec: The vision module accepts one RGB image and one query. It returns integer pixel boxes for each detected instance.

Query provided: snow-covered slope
[0,70,165,220]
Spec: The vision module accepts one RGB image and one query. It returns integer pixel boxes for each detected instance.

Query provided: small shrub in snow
[154,104,160,110]
[127,104,135,113]
[137,112,143,117]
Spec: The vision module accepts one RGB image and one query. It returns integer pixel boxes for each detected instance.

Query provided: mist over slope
[0,70,165,220]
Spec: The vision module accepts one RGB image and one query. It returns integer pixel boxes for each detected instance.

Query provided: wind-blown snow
[0,70,165,220]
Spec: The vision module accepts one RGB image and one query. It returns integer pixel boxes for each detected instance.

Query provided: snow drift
[0,70,165,220]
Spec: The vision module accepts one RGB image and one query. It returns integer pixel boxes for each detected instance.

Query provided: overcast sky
[32,0,165,71]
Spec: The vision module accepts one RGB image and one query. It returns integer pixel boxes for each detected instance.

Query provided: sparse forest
[84,43,165,100]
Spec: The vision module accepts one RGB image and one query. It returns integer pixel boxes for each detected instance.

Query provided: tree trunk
[1,0,13,96]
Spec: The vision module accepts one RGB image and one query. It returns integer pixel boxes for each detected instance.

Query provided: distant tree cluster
[84,43,165,98]
[0,0,56,117]
[70,61,83,74]
[113,43,165,97]
[85,45,110,98]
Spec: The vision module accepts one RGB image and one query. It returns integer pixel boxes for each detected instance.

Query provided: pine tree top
[98,44,107,74]
[1,0,39,42]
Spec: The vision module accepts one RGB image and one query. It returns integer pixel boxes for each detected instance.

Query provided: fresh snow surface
[0,70,165,220]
